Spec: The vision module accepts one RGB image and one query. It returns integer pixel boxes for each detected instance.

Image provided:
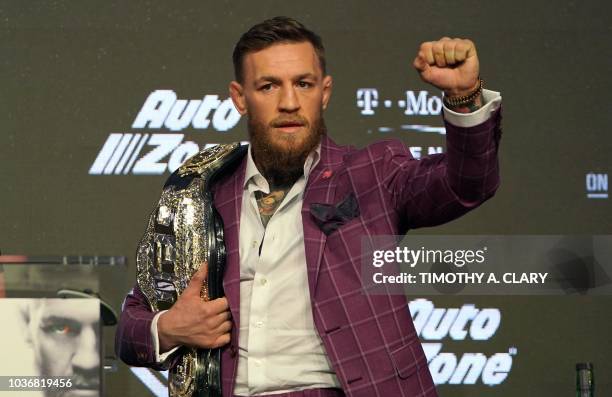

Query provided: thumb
[413,56,434,82]
[412,54,429,73]
[184,262,208,296]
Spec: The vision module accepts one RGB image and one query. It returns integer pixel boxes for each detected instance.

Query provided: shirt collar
[243,143,322,192]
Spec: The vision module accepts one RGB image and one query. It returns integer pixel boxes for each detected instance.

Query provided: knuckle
[212,335,229,348]
[200,305,211,317]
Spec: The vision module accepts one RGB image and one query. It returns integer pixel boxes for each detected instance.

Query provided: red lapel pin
[322,169,332,179]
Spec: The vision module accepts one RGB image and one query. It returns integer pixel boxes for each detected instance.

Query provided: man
[22,299,101,397]
[116,16,501,397]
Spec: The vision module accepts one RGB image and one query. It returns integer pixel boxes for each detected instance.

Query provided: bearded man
[116,16,502,397]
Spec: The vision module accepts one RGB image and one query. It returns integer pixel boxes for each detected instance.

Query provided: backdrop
[1,1,610,396]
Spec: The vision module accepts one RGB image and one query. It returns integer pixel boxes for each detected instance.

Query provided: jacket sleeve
[381,105,502,230]
[114,284,174,370]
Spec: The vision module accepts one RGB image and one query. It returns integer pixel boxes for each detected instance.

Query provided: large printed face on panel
[0,299,100,397]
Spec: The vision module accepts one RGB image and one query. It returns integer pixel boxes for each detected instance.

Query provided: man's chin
[268,132,313,152]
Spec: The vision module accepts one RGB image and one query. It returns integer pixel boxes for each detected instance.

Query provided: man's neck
[255,182,293,228]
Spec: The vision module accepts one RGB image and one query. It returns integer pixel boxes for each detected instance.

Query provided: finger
[419,42,435,65]
[206,297,230,314]
[464,39,477,59]
[432,41,446,67]
[412,53,429,72]
[454,42,467,62]
[207,310,232,328]
[216,320,232,334]
[413,57,435,83]
[455,39,476,63]
[212,333,231,348]
[184,263,208,296]
[443,40,456,65]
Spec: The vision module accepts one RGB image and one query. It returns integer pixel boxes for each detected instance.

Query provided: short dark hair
[232,16,326,83]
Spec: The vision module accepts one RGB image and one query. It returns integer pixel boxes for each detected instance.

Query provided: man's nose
[278,85,300,113]
[72,326,99,370]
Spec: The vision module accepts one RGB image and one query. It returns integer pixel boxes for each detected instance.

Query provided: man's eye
[42,323,80,336]
[259,84,273,91]
[44,324,72,334]
[297,81,312,88]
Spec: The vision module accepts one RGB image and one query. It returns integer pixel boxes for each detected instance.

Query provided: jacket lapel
[213,154,247,330]
[212,137,345,326]
[302,135,346,298]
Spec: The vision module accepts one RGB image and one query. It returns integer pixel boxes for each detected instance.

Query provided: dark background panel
[1,1,610,396]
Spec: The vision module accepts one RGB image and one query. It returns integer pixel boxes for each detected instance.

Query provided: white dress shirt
[233,144,341,395]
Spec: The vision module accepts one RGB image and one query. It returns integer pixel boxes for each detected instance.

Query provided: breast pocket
[310,192,361,236]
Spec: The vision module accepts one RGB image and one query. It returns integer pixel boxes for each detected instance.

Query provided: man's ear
[322,75,333,110]
[229,81,247,115]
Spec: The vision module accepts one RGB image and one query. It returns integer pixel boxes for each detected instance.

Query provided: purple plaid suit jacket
[116,108,502,397]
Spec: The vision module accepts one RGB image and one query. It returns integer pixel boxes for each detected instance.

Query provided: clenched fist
[413,37,480,98]
[158,263,232,353]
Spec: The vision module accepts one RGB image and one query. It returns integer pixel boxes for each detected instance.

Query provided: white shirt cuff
[442,89,502,128]
[151,310,180,363]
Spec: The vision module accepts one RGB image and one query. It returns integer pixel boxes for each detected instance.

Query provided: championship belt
[136,142,244,397]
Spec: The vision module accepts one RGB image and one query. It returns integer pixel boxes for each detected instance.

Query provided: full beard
[248,112,327,187]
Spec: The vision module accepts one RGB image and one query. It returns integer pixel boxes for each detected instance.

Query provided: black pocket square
[310,192,360,236]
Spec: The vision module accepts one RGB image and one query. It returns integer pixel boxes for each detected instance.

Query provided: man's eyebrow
[40,316,81,324]
[254,75,282,85]
[254,73,318,85]
[293,73,318,81]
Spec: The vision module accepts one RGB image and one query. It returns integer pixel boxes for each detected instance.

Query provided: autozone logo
[89,90,242,175]
[409,298,517,386]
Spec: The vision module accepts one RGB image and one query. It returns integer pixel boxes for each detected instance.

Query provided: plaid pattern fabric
[116,108,502,397]
[114,287,168,370]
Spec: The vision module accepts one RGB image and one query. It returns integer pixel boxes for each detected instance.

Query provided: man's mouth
[272,120,305,133]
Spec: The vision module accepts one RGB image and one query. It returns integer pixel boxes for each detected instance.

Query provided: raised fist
[413,37,480,97]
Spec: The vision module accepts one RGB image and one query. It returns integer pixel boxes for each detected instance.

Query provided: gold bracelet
[443,79,484,108]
